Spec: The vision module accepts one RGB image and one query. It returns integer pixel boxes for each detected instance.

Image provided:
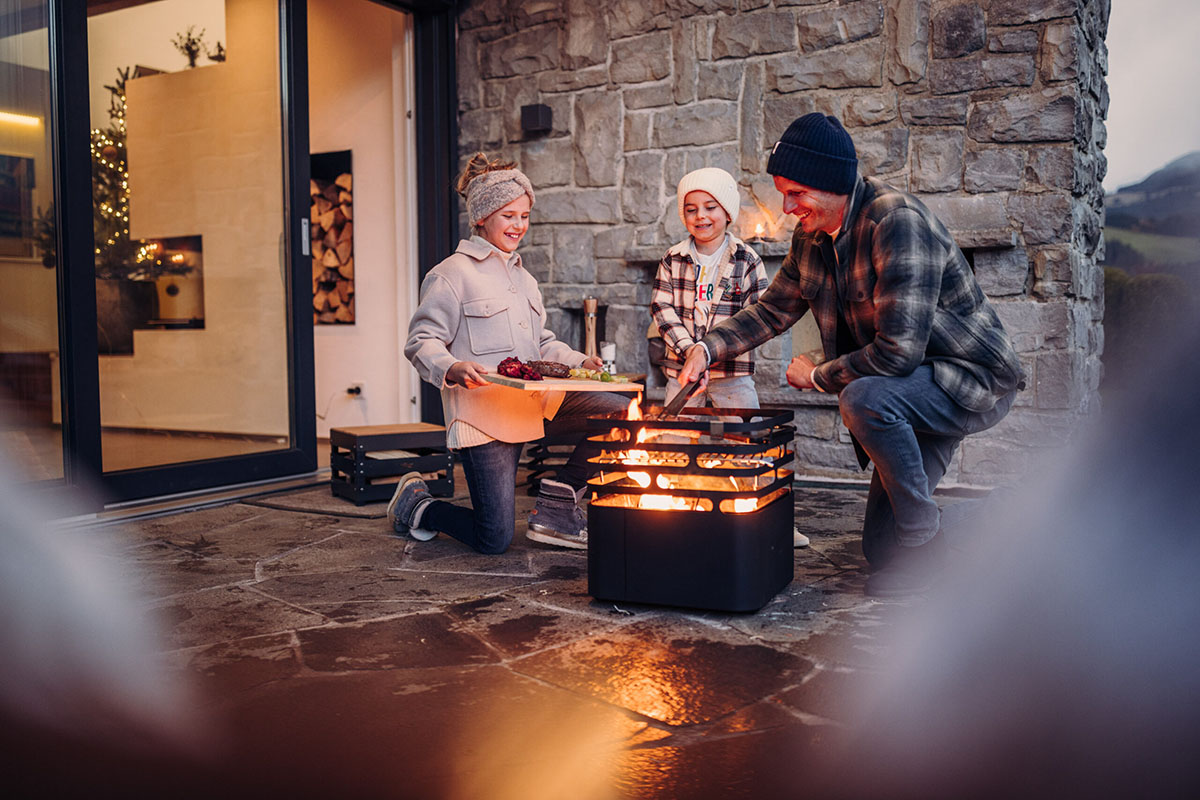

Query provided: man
[677,113,1025,598]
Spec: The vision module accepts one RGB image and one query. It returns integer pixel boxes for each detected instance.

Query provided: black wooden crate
[329,423,454,505]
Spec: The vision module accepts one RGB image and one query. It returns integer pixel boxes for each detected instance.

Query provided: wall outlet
[347,381,365,396]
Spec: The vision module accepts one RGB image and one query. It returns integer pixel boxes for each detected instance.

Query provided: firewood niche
[311,150,354,324]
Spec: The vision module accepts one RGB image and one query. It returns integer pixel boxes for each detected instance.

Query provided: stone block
[608,0,671,40]
[513,1,565,29]
[992,299,1069,352]
[624,112,652,151]
[911,131,964,192]
[1034,349,1076,409]
[967,88,1078,143]
[563,0,609,69]
[973,246,1028,297]
[988,28,1039,53]
[536,189,623,224]
[622,152,666,224]
[542,93,573,138]
[603,304,653,375]
[653,102,739,148]
[459,108,504,151]
[796,1,884,53]
[844,93,897,127]
[594,225,635,259]
[1023,146,1073,191]
[899,95,968,126]
[713,11,797,59]
[573,90,622,187]
[537,65,608,93]
[887,0,930,85]
[520,138,575,188]
[766,39,884,92]
[920,194,1013,248]
[458,1,509,31]
[597,258,641,285]
[792,405,839,440]
[499,79,539,141]
[624,82,675,110]
[739,0,772,9]
[989,0,1077,26]
[698,62,744,100]
[763,93,818,143]
[958,437,1031,483]
[929,54,1035,94]
[1032,246,1071,285]
[483,80,504,108]
[520,245,552,283]
[673,17,700,104]
[931,3,985,59]
[1040,21,1082,83]
[552,227,597,284]
[1008,192,1072,245]
[458,31,483,111]
[481,26,560,79]
[853,126,909,176]
[964,147,1024,193]
[611,33,672,84]
[740,63,765,171]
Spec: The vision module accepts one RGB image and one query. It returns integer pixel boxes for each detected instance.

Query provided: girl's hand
[446,360,489,389]
[580,355,605,371]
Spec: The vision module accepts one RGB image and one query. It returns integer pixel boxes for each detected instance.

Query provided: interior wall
[106,0,289,435]
[308,0,417,437]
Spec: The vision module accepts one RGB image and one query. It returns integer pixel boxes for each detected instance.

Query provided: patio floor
[28,465,937,799]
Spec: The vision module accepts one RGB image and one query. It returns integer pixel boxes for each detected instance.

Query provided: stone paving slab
[68,473,938,798]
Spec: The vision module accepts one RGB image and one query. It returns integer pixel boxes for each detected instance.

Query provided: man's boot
[864,531,946,598]
[526,478,588,549]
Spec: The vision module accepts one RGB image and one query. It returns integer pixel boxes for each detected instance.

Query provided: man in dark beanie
[678,113,1025,597]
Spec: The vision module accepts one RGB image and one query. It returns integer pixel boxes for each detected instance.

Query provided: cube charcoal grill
[586,407,795,612]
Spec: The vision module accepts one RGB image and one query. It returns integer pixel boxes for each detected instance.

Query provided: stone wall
[455,0,1110,486]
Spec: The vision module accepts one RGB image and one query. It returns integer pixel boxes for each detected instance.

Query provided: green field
[1104,227,1200,265]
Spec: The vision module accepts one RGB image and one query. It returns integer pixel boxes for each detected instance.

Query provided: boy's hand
[677,344,709,387]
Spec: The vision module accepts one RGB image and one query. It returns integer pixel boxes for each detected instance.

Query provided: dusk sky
[1103,0,1200,192]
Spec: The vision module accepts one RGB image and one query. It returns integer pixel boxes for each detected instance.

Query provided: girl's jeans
[420,390,630,554]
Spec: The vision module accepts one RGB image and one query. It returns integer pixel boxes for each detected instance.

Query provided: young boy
[650,167,769,410]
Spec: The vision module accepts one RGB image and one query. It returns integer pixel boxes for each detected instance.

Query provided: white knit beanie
[676,167,740,227]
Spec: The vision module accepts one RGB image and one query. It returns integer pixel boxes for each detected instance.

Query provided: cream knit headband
[465,169,536,226]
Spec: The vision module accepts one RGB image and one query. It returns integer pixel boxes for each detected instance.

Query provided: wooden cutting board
[482,372,643,392]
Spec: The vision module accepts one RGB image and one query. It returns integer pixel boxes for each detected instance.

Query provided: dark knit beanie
[766,113,858,195]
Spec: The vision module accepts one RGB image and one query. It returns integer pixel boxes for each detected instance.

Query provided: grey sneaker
[387,472,436,541]
[526,478,588,550]
[794,527,810,548]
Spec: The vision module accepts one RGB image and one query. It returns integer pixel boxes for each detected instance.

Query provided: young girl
[391,153,628,553]
[651,167,769,410]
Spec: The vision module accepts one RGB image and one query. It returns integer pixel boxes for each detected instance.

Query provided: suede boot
[526,479,588,549]
[864,531,946,598]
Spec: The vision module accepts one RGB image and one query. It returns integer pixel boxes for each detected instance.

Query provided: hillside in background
[1102,152,1200,392]
[1103,150,1200,280]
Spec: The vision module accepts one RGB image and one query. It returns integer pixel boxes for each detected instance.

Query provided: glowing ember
[639,495,695,511]
[731,497,758,513]
[628,471,651,488]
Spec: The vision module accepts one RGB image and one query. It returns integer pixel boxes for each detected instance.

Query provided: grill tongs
[660,375,703,418]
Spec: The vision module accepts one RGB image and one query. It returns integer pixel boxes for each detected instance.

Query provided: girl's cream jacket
[405,238,587,444]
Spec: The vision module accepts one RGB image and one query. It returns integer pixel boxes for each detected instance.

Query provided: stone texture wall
[455,0,1110,486]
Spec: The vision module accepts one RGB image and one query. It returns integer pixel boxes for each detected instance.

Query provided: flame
[754,222,765,237]
[731,497,758,513]
[628,471,651,488]
[639,495,693,511]
[627,398,641,421]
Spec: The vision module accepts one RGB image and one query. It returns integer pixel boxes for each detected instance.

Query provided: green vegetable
[600,372,614,382]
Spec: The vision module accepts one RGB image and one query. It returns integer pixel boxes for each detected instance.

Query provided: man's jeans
[419,390,629,554]
[838,365,1015,566]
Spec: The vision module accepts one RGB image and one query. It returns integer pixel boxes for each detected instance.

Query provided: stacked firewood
[311,172,354,323]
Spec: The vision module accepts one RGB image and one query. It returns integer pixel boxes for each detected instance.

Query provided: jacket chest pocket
[463,297,514,355]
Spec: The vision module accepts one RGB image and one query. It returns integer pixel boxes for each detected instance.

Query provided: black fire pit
[585,407,795,613]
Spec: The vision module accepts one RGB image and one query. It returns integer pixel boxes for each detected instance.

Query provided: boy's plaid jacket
[701,176,1025,412]
[650,235,769,379]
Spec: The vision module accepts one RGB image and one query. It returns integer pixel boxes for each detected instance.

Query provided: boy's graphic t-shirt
[689,235,729,334]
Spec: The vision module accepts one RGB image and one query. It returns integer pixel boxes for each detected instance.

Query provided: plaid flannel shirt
[701,177,1025,413]
[650,235,769,378]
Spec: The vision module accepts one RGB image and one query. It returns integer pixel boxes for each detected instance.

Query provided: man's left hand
[786,355,818,390]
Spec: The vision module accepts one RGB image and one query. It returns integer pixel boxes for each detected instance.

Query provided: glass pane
[87,0,291,472]
[0,0,63,481]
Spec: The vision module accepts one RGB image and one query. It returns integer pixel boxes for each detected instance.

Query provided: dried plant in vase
[171,25,206,68]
